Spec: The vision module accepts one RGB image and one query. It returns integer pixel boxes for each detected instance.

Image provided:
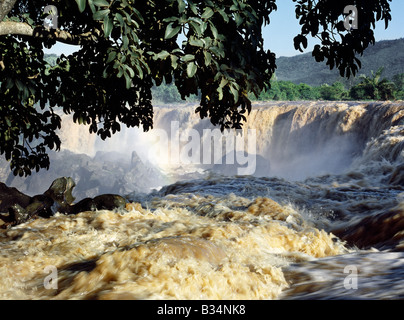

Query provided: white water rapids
[0,101,404,299]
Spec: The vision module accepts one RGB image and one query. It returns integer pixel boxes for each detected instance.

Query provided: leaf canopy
[0,0,393,175]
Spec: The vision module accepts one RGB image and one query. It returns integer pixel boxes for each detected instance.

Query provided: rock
[8,204,29,225]
[71,194,127,214]
[27,194,54,218]
[43,177,76,213]
[0,177,128,228]
[0,182,31,214]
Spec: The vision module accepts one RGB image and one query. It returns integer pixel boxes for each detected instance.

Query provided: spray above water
[0,101,404,299]
[54,101,404,183]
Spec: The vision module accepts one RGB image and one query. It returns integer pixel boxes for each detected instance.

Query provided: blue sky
[47,1,404,58]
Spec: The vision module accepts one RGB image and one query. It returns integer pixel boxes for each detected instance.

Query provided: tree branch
[0,21,101,45]
[0,21,32,36]
[0,0,18,21]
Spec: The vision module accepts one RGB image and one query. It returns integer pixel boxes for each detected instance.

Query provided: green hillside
[43,38,404,102]
[276,38,404,87]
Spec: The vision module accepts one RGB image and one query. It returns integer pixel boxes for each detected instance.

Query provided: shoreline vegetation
[42,60,404,105]
[147,68,404,104]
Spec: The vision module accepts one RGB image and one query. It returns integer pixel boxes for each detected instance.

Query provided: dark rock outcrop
[0,177,127,228]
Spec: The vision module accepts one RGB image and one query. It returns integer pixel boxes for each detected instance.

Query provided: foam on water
[1,101,404,299]
[0,195,348,299]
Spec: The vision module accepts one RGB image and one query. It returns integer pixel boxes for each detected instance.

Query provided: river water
[0,101,403,299]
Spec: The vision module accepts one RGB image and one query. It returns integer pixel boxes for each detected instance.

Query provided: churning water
[1,101,404,299]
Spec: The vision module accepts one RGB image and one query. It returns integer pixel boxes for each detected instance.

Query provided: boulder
[0,177,128,228]
[71,194,127,214]
[0,182,31,213]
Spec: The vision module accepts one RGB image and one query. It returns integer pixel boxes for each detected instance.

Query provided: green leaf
[106,50,117,64]
[154,50,170,60]
[122,35,129,48]
[187,62,197,78]
[124,72,131,89]
[209,46,224,58]
[88,0,96,13]
[178,0,186,13]
[182,54,195,62]
[209,21,218,39]
[214,72,222,81]
[217,8,229,23]
[188,1,198,15]
[203,51,212,66]
[171,55,179,69]
[217,86,223,100]
[125,65,135,78]
[234,13,243,27]
[219,78,228,88]
[202,8,214,20]
[75,0,86,12]
[134,61,144,79]
[103,16,113,38]
[115,13,124,26]
[93,0,109,7]
[230,85,239,103]
[164,23,181,40]
[189,37,204,47]
[15,79,24,91]
[189,21,202,36]
[132,8,144,23]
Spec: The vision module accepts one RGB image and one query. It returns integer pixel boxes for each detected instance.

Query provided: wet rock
[0,182,31,213]
[71,194,127,214]
[44,177,76,205]
[9,204,29,225]
[43,177,76,213]
[0,177,128,228]
[27,194,54,218]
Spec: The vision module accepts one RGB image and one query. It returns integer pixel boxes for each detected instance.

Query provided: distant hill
[276,38,404,87]
[43,38,404,89]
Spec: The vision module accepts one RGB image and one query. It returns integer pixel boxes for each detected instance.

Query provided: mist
[1,101,403,200]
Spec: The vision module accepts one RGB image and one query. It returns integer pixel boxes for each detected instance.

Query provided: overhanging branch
[0,21,33,36]
[0,21,101,45]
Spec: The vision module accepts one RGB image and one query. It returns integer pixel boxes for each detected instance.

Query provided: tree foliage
[150,71,404,102]
[0,0,393,176]
[350,67,396,100]
[293,0,392,78]
[393,73,404,99]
